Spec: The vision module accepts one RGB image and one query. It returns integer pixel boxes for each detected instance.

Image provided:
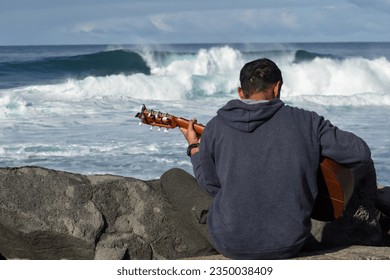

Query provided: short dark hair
[239,58,283,97]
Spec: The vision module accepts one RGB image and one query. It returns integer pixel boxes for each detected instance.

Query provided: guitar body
[136,105,355,222]
[311,158,354,221]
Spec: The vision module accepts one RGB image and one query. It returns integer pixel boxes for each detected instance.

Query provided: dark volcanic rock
[88,174,213,259]
[0,167,103,259]
[0,167,213,260]
[0,166,388,260]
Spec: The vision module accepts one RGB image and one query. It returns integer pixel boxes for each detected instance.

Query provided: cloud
[348,0,390,12]
[73,23,98,34]
[67,5,363,43]
[2,0,390,44]
[72,20,120,35]
[149,14,174,32]
[72,16,152,36]
[280,11,300,29]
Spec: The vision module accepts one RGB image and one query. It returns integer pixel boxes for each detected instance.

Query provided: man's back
[181,58,372,259]
[191,98,371,259]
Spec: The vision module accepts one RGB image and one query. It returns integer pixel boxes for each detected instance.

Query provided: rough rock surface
[0,166,388,260]
[0,167,103,259]
[185,245,390,260]
[0,167,213,260]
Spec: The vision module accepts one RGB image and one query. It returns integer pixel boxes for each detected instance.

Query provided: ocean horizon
[0,42,389,186]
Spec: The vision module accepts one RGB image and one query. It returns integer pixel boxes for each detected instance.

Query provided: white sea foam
[0,93,30,117]
[2,47,389,112]
[282,56,390,101]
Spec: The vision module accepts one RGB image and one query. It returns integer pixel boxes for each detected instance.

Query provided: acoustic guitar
[135,104,355,221]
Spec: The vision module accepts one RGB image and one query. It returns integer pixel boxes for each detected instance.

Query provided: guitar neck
[173,116,205,135]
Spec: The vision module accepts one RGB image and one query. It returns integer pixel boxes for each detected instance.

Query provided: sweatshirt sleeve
[316,114,371,167]
[190,129,221,197]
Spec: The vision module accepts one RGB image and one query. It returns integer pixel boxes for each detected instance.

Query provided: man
[179,58,372,259]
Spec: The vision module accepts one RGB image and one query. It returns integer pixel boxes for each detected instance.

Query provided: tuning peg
[157,127,161,132]
[164,128,169,134]
[138,122,143,126]
[150,126,153,131]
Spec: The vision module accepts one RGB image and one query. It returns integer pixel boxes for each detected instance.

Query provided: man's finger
[188,118,196,130]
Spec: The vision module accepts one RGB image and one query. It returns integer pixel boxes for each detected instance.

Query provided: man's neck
[243,91,275,101]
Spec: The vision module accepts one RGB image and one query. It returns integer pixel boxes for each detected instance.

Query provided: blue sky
[1,0,390,45]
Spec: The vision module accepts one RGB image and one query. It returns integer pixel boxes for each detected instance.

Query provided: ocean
[0,43,389,186]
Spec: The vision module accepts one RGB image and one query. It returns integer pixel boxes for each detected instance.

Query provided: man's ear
[273,80,282,98]
[238,87,246,99]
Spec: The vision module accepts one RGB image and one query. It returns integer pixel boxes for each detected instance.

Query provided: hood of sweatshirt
[217,98,284,133]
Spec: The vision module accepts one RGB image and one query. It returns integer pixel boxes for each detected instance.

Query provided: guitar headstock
[135,104,205,135]
[135,104,177,132]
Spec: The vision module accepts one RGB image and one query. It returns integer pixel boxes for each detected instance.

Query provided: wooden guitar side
[311,158,354,221]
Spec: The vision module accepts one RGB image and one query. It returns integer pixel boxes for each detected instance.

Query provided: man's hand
[180,118,200,144]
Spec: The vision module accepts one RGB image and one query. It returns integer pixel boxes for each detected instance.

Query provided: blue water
[0,43,389,185]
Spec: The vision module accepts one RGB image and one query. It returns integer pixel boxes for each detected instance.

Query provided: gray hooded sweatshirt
[191,98,371,259]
